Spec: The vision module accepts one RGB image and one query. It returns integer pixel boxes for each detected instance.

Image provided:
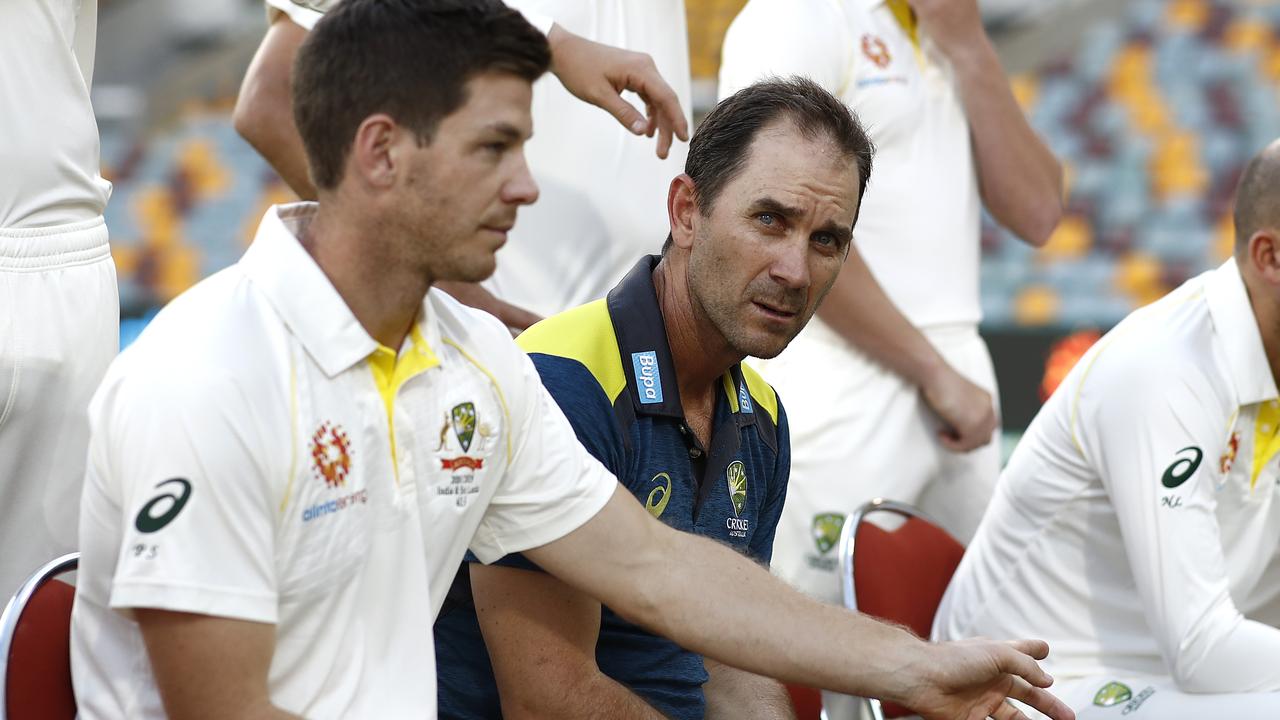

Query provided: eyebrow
[750,196,853,246]
[484,122,529,141]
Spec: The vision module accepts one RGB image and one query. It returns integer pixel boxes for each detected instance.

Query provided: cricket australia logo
[812,513,845,555]
[724,461,749,538]
[451,402,476,452]
[310,421,353,488]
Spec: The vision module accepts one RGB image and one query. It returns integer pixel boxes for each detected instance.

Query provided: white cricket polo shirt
[934,259,1280,693]
[264,0,690,319]
[719,0,980,329]
[0,0,112,229]
[71,203,617,718]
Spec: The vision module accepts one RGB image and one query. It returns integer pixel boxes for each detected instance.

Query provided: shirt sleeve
[263,0,552,35]
[718,0,852,99]
[1075,357,1280,692]
[95,369,279,624]
[469,352,618,563]
[749,398,790,564]
[264,0,325,29]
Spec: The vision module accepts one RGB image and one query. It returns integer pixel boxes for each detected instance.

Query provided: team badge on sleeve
[812,513,845,555]
[725,461,749,538]
[1092,681,1131,707]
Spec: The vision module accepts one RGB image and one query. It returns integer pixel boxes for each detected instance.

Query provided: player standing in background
[0,0,119,596]
[234,0,690,329]
[71,3,1075,718]
[935,140,1280,719]
[719,0,1062,609]
[433,77,873,720]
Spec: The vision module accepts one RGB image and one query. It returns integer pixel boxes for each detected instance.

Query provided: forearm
[500,672,664,720]
[948,35,1062,246]
[703,659,797,720]
[233,18,316,200]
[816,248,946,389]
[1173,613,1280,693]
[616,531,929,704]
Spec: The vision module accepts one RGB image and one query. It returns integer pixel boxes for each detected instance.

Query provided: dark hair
[1234,141,1280,256]
[665,76,874,253]
[293,0,551,190]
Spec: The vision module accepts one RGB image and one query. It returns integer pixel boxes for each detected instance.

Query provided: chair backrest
[839,499,964,719]
[785,682,824,720]
[0,553,79,720]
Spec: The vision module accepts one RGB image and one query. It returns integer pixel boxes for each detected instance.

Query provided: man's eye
[485,142,507,153]
[814,233,835,247]
[758,213,776,226]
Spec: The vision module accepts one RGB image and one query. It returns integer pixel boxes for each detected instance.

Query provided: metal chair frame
[838,498,952,720]
[0,552,79,720]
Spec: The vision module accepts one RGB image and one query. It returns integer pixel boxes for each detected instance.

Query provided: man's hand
[545,24,689,159]
[904,639,1073,720]
[920,365,998,452]
[906,0,986,61]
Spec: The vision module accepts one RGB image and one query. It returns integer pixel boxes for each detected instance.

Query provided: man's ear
[667,173,698,250]
[1247,229,1280,286]
[348,113,402,190]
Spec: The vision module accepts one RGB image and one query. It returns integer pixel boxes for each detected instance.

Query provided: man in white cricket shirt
[235,0,691,328]
[718,0,1062,598]
[0,0,119,597]
[71,2,1073,719]
[935,140,1280,717]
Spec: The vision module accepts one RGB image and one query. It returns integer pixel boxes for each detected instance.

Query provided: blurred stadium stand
[95,0,1280,427]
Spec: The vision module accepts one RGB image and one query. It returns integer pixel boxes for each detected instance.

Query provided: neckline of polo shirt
[608,255,684,418]
[606,255,760,431]
[1207,257,1278,406]
[242,202,380,378]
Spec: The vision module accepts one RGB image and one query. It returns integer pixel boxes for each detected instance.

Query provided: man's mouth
[753,300,801,320]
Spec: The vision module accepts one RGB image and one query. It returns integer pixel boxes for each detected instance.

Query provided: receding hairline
[1234,139,1280,253]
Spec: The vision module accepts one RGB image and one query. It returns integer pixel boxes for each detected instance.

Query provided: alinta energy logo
[860,34,891,68]
[310,421,352,488]
[302,421,366,523]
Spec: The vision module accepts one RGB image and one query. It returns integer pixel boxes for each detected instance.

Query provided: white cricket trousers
[0,217,117,597]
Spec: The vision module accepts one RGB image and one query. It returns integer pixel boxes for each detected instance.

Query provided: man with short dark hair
[72,3,1072,719]
[435,77,872,720]
[935,139,1280,717]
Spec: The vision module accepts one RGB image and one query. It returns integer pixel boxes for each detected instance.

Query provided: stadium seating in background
[984,0,1280,329]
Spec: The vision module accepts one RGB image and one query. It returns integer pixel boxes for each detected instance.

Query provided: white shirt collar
[240,203,392,378]
[1206,257,1278,406]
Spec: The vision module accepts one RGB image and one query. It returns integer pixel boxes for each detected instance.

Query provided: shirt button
[689,447,701,459]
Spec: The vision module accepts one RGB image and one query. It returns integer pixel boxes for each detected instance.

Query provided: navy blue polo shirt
[434,256,791,720]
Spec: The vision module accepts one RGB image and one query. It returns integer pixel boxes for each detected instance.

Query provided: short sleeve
[1075,355,1280,690]
[749,398,790,564]
[93,370,280,624]
[718,0,852,99]
[469,353,618,563]
[264,0,325,29]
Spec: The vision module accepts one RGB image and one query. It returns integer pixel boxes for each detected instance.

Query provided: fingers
[990,699,1028,720]
[600,91,649,136]
[621,57,688,159]
[1006,677,1076,720]
[1006,638,1050,662]
[993,644,1053,689]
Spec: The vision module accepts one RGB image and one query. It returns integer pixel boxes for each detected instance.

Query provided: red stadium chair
[0,553,79,720]
[785,682,826,720]
[840,499,964,720]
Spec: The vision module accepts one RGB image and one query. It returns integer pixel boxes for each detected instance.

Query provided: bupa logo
[738,381,753,414]
[631,351,664,404]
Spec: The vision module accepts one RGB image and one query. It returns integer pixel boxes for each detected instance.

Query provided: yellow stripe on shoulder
[740,361,779,424]
[517,299,627,404]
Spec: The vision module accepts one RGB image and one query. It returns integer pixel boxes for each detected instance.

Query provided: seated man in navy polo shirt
[434,77,874,718]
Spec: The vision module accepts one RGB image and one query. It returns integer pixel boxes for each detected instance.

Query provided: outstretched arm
[909,0,1063,246]
[470,562,666,719]
[525,488,1074,720]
